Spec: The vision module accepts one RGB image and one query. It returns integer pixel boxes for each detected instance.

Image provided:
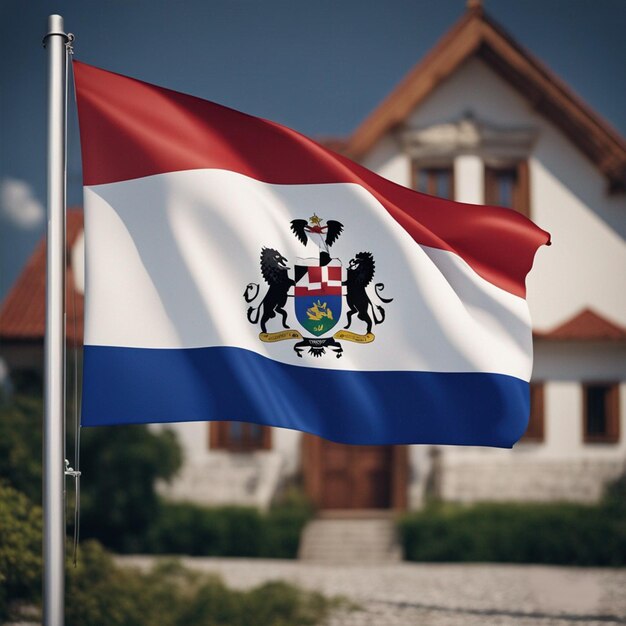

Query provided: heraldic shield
[294,258,343,337]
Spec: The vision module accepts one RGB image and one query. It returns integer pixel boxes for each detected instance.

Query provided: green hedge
[398,500,626,566]
[141,493,313,558]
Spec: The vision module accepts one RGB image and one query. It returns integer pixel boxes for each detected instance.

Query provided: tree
[79,425,182,552]
[0,395,42,503]
[0,484,42,621]
[0,394,182,552]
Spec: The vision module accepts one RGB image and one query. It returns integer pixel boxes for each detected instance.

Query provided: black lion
[244,247,294,334]
[344,251,393,334]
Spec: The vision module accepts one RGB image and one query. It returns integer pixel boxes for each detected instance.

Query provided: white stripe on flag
[84,168,533,380]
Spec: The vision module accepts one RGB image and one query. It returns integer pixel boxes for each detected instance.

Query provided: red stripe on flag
[73,61,550,298]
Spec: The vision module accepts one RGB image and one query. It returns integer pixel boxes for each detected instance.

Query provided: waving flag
[73,61,550,447]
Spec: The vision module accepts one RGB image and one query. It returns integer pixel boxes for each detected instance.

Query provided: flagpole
[43,14,69,626]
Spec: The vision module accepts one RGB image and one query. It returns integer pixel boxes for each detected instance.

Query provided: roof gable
[345,5,626,192]
[534,308,626,342]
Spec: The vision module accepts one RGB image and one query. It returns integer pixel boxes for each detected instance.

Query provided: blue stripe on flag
[81,345,529,447]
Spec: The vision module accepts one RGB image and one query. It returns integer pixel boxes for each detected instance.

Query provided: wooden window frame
[583,383,620,444]
[209,421,272,452]
[412,164,455,200]
[484,160,530,217]
[520,382,545,442]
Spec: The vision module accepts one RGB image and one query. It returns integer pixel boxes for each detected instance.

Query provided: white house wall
[434,344,626,503]
[435,385,626,503]
[361,135,410,186]
[533,341,626,383]
[392,56,626,330]
[364,56,626,504]
[528,127,626,328]
[153,420,290,509]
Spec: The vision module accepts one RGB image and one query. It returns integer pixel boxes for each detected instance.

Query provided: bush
[603,472,626,516]
[398,500,626,566]
[0,395,184,553]
[79,425,182,552]
[66,540,341,626]
[142,491,313,558]
[0,395,43,503]
[263,490,314,558]
[0,483,42,621]
[144,504,265,556]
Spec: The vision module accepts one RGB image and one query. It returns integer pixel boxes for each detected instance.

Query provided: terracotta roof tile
[534,308,626,341]
[0,209,84,343]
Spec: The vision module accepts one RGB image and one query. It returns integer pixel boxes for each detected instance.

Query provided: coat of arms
[243,214,393,358]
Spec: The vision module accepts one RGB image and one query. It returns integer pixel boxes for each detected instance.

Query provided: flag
[73,61,550,447]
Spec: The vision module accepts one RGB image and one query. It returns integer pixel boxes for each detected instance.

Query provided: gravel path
[118,557,626,626]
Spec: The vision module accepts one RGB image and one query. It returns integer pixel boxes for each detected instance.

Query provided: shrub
[142,492,313,558]
[179,578,335,626]
[79,425,182,552]
[144,504,264,556]
[0,483,42,621]
[0,395,43,503]
[262,489,314,558]
[66,540,341,626]
[0,394,184,554]
[398,500,626,566]
[603,472,626,516]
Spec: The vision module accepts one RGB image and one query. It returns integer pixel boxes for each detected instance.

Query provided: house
[1,2,625,511]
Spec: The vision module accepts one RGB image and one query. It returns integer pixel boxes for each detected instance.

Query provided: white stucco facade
[361,57,626,504]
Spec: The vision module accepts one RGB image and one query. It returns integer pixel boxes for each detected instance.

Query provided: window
[414,166,454,199]
[484,161,530,216]
[583,383,620,443]
[521,383,544,442]
[209,422,272,451]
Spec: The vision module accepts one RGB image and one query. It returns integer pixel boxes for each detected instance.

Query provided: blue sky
[1,0,625,299]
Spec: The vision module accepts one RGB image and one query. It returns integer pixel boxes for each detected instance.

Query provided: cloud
[0,178,45,229]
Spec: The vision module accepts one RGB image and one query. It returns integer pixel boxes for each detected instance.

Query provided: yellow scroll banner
[259,330,303,342]
[259,329,375,344]
[333,330,375,343]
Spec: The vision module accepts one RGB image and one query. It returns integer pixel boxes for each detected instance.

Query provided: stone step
[298,517,402,563]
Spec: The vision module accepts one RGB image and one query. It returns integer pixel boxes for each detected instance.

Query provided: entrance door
[302,435,407,510]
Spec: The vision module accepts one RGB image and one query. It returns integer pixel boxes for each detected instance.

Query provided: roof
[534,308,626,342]
[343,3,626,192]
[0,209,84,343]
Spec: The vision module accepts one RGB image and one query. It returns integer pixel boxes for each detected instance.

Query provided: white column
[454,154,484,204]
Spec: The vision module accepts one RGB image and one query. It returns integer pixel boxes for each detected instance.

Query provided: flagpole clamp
[64,459,81,479]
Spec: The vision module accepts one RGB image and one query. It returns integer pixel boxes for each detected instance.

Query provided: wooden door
[302,435,407,510]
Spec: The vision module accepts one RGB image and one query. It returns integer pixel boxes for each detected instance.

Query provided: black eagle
[290,214,343,266]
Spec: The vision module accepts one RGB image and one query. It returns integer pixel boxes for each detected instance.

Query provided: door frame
[301,434,408,510]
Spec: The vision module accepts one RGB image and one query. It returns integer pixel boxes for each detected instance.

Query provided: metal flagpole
[43,14,69,626]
